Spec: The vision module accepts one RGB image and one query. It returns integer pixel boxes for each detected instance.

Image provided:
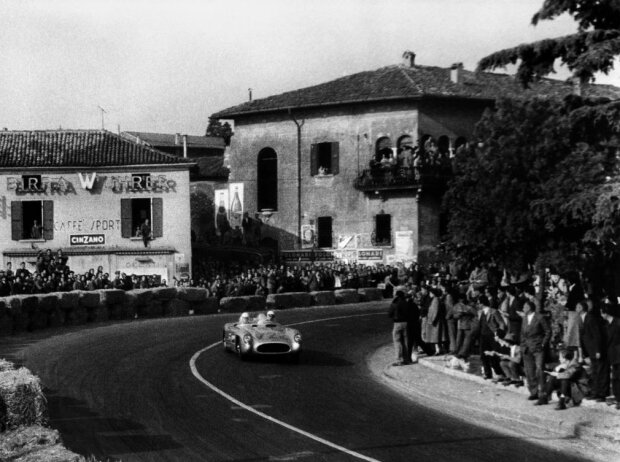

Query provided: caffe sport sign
[70,234,105,246]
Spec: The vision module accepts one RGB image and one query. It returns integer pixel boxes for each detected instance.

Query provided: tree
[443,96,619,281]
[205,117,233,146]
[477,0,620,86]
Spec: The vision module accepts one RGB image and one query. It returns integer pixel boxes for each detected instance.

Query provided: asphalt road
[4,304,597,462]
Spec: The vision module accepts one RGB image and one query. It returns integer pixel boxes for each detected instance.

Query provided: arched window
[375,136,393,162]
[257,148,277,211]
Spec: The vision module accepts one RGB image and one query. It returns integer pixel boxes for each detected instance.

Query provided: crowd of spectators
[0,249,167,296]
[189,257,397,299]
[388,259,620,412]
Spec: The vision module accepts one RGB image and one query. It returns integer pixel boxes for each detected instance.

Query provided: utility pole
[97,106,107,130]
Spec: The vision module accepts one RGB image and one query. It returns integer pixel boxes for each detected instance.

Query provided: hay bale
[107,303,124,320]
[22,297,44,331]
[245,296,266,311]
[0,300,13,336]
[152,287,177,301]
[0,359,14,373]
[358,287,384,302]
[219,297,248,313]
[266,293,311,309]
[0,368,48,430]
[99,289,125,305]
[47,306,65,328]
[89,305,109,323]
[78,291,100,309]
[334,289,360,304]
[310,291,336,306]
[37,295,62,328]
[176,287,207,302]
[122,292,138,319]
[131,289,154,306]
[5,297,27,333]
[13,443,82,462]
[191,297,219,315]
[169,298,190,316]
[57,292,79,310]
[64,304,87,326]
[143,300,163,318]
[0,425,61,461]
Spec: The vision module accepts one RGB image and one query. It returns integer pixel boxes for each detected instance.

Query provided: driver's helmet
[239,312,251,323]
[266,310,276,321]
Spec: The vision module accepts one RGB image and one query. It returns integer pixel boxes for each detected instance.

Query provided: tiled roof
[0,130,193,168]
[123,131,226,149]
[212,64,620,118]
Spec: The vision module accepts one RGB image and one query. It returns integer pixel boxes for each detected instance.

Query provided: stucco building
[212,52,620,265]
[0,130,194,282]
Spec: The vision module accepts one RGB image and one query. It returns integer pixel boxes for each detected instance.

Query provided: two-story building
[0,129,194,282]
[211,52,620,265]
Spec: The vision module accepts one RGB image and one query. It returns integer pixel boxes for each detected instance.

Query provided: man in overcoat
[582,302,609,402]
[520,299,551,403]
[602,306,620,409]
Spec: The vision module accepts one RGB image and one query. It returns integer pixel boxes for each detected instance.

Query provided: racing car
[222,314,302,362]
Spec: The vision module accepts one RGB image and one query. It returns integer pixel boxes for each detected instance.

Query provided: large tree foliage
[443,96,619,274]
[205,117,233,146]
[477,0,620,86]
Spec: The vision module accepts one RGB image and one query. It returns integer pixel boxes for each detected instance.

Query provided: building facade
[211,53,620,265]
[0,130,194,282]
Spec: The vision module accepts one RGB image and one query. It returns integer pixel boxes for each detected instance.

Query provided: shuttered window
[42,201,54,240]
[152,198,163,237]
[375,214,391,245]
[121,199,133,238]
[310,142,339,176]
[11,201,51,240]
[11,202,23,240]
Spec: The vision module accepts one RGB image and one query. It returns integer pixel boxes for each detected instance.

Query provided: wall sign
[70,234,105,245]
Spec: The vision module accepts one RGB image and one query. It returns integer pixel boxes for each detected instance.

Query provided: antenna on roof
[97,105,107,130]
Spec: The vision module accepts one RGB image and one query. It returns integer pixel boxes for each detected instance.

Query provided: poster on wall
[394,230,414,257]
[214,189,230,236]
[228,183,244,229]
[301,224,315,249]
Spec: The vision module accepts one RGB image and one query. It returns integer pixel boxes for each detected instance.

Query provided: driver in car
[238,312,253,324]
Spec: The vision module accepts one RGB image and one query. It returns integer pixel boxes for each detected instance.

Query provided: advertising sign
[228,183,244,229]
[70,234,105,245]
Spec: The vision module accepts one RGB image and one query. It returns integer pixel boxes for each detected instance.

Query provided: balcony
[354,166,451,193]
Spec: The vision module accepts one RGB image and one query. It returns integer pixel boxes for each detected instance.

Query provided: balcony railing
[354,166,451,192]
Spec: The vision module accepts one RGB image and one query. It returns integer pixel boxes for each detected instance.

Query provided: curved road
[10,304,593,461]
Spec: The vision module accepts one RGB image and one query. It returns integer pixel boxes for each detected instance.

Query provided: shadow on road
[45,391,183,461]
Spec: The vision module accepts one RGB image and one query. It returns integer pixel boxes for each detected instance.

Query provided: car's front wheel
[289,351,301,364]
[236,338,248,361]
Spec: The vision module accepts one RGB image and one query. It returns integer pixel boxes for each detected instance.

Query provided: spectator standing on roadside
[521,300,551,403]
[602,306,620,410]
[405,289,421,363]
[582,300,609,402]
[388,289,410,366]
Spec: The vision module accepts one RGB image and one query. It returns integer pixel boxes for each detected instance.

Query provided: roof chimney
[450,62,464,84]
[248,88,253,101]
[175,133,180,145]
[402,51,416,68]
[183,134,188,158]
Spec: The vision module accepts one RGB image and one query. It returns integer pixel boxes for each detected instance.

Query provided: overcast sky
[1,0,618,135]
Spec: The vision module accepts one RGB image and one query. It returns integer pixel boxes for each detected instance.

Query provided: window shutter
[42,201,54,240]
[11,201,23,240]
[121,198,132,238]
[331,142,339,175]
[152,197,163,238]
[310,143,318,176]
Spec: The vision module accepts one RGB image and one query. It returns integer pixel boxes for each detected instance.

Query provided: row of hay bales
[0,359,96,461]
[0,287,385,335]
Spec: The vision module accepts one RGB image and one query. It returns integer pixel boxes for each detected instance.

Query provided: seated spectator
[538,349,584,410]
[495,332,524,387]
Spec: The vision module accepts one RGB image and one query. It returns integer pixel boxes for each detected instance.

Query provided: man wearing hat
[496,332,523,386]
[388,289,410,366]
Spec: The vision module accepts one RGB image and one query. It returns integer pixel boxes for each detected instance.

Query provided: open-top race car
[223,313,302,362]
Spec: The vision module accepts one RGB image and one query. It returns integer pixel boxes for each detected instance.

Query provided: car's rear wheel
[222,332,228,351]
[289,352,300,364]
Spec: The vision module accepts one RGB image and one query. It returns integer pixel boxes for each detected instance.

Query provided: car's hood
[249,325,291,341]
